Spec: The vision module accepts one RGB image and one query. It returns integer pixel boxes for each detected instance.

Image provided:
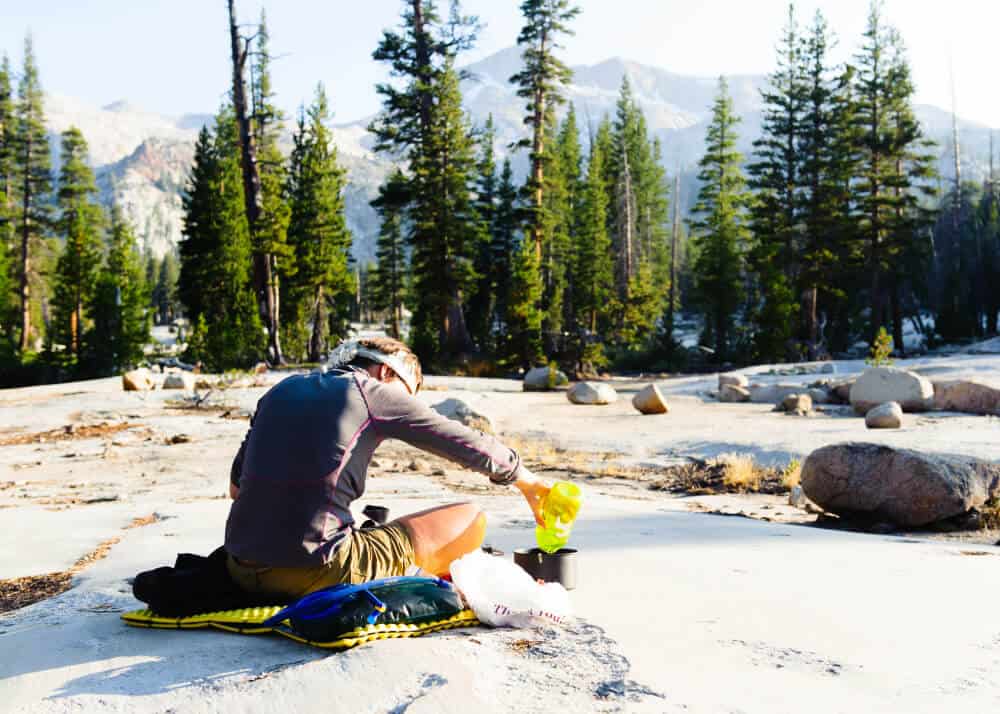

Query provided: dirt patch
[0,422,148,447]
[0,513,162,614]
[649,458,789,496]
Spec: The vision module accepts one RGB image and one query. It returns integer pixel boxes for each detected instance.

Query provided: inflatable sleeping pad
[122,576,479,649]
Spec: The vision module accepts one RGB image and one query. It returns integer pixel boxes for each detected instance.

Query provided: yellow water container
[535,481,583,554]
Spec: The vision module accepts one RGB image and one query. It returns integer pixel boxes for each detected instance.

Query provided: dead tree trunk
[666,173,680,343]
[308,285,325,363]
[228,0,282,364]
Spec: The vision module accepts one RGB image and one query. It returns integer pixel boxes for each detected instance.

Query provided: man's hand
[229,483,240,500]
[514,469,551,527]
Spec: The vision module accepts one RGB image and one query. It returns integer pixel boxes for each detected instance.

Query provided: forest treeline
[2,0,999,387]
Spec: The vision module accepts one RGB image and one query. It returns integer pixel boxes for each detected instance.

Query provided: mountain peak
[102,99,142,113]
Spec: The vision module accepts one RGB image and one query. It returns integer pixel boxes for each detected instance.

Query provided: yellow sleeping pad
[121,606,480,650]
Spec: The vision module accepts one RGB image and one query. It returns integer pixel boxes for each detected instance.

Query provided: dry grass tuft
[781,459,802,490]
[719,453,760,491]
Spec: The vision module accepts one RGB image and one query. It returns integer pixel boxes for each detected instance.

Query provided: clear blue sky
[1,0,997,126]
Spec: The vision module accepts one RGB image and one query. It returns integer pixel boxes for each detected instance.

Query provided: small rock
[167,434,192,445]
[750,383,828,405]
[865,401,903,429]
[820,363,837,374]
[523,365,569,392]
[719,384,751,402]
[850,366,933,414]
[828,379,855,404]
[718,373,749,389]
[780,393,813,415]
[253,362,269,375]
[162,372,195,390]
[632,384,669,415]
[566,381,618,405]
[122,368,155,392]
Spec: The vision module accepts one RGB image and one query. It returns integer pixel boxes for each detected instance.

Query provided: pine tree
[407,61,482,361]
[492,158,519,341]
[510,0,580,263]
[152,251,179,325]
[747,5,805,362]
[85,207,149,374]
[798,11,856,357]
[554,105,583,331]
[505,238,543,369]
[11,35,52,353]
[177,109,265,370]
[0,55,14,344]
[571,120,614,368]
[854,2,937,346]
[370,169,409,339]
[370,0,480,361]
[689,77,751,361]
[283,86,353,363]
[466,115,498,351]
[882,29,937,353]
[251,9,293,350]
[51,127,104,366]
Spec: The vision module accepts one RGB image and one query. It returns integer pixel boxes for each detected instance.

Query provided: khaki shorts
[226,523,416,600]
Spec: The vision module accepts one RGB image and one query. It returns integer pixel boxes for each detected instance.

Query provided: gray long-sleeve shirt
[224,368,524,567]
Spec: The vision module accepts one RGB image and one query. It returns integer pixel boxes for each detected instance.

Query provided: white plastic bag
[449,550,572,628]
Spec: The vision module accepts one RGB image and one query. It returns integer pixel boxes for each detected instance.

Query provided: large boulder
[749,383,828,405]
[932,380,1000,416]
[828,379,855,404]
[632,384,669,415]
[567,381,618,405]
[849,367,933,414]
[865,401,903,429]
[718,373,749,389]
[800,442,1000,526]
[523,365,569,392]
[431,398,494,434]
[122,368,155,391]
[719,384,751,402]
[162,372,196,391]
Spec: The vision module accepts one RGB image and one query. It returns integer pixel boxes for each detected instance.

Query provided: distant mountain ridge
[42,47,996,262]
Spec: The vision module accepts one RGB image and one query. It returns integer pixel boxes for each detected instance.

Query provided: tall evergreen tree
[251,9,293,350]
[370,169,409,339]
[85,207,149,374]
[283,87,353,363]
[492,158,519,343]
[747,4,805,362]
[51,127,103,365]
[854,1,936,346]
[151,251,179,325]
[571,119,614,368]
[689,77,751,361]
[0,55,14,342]
[370,0,480,360]
[467,115,498,350]
[554,105,582,331]
[505,238,544,369]
[11,35,52,353]
[407,61,482,361]
[177,109,265,370]
[510,0,580,263]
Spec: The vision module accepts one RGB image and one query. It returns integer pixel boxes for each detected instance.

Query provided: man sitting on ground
[224,337,550,600]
